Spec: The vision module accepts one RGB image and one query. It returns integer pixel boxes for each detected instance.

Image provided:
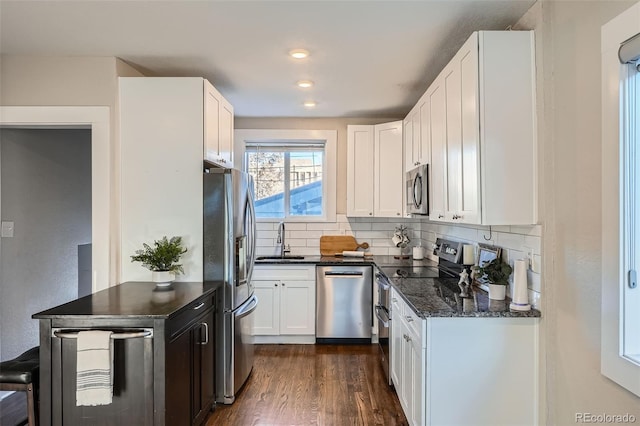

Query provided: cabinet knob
[397,213,400,216]
[406,315,414,323]
[282,283,285,286]
[275,283,278,287]
[438,215,444,219]
[369,212,373,216]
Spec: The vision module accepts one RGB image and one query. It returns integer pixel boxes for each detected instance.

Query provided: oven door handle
[375,274,391,290]
[375,305,390,327]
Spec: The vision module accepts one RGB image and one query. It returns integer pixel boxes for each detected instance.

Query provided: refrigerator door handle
[245,189,257,285]
[235,294,259,320]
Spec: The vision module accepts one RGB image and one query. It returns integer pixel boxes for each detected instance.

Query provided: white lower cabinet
[390,288,538,426]
[391,289,426,426]
[251,265,316,344]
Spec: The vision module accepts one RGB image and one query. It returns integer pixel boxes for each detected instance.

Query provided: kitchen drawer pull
[194,302,206,310]
[405,315,414,323]
[199,322,209,345]
[52,328,153,339]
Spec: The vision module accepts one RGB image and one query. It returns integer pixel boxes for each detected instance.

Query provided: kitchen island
[33,281,220,426]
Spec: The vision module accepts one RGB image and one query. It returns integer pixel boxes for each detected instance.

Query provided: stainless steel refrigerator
[203,165,257,404]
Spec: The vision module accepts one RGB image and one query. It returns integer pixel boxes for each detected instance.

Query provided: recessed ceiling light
[297,80,314,88]
[290,49,309,59]
[303,101,317,108]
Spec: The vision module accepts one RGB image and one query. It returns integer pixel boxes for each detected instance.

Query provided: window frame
[601,1,640,398]
[234,129,337,223]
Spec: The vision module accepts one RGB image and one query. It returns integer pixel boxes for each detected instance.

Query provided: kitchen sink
[256,255,305,260]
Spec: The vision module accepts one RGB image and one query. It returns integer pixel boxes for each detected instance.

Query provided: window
[234,129,337,222]
[620,57,640,365]
[246,144,324,219]
[601,2,640,397]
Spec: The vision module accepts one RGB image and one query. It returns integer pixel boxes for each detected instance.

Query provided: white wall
[0,56,144,285]
[0,129,91,360]
[520,0,640,423]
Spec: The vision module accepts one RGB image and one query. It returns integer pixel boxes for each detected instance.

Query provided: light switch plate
[1,221,14,238]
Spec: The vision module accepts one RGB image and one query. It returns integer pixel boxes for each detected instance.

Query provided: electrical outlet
[1,221,14,238]
[523,246,533,269]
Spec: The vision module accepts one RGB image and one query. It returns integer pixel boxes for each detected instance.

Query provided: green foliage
[473,258,513,286]
[130,236,188,274]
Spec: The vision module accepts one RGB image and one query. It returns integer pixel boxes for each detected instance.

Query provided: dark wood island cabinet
[33,281,220,426]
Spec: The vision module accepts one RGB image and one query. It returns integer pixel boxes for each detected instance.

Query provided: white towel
[76,330,113,406]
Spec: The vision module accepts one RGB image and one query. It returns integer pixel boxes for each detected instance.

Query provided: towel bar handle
[52,329,153,339]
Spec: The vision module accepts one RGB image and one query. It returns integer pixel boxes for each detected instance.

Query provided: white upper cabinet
[374,121,404,218]
[429,31,537,225]
[347,121,403,218]
[204,80,234,168]
[404,99,430,174]
[346,125,375,217]
[428,81,447,221]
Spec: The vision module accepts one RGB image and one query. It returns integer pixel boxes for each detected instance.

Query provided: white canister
[412,246,425,260]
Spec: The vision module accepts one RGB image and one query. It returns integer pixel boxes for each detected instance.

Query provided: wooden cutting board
[320,236,369,256]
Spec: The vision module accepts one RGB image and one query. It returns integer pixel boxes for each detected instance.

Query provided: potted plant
[131,236,187,287]
[473,257,513,300]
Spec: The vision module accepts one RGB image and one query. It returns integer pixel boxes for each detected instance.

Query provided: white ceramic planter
[152,271,175,287]
[488,283,506,300]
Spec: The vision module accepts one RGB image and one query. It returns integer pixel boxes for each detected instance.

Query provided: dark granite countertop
[33,281,221,319]
[255,255,374,265]
[255,254,438,268]
[257,254,540,317]
[390,276,541,318]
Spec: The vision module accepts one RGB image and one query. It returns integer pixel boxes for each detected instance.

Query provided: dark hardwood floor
[207,344,407,426]
[0,391,27,426]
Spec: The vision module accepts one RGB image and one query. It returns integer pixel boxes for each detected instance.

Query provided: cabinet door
[280,280,315,335]
[252,281,280,335]
[429,81,447,221]
[204,80,233,168]
[411,108,422,167]
[444,62,462,222]
[403,116,413,172]
[166,329,192,425]
[219,97,234,168]
[374,121,403,218]
[347,125,375,217]
[409,336,425,426]
[404,107,423,173]
[458,34,481,224]
[418,99,430,168]
[390,291,403,388]
[204,80,221,164]
[192,308,215,426]
[400,321,413,420]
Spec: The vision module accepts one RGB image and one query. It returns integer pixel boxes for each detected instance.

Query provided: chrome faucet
[276,221,290,258]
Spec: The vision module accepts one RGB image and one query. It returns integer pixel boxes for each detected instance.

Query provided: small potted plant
[473,257,513,300]
[131,236,187,287]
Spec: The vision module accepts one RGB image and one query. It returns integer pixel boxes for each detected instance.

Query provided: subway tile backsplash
[255,215,542,310]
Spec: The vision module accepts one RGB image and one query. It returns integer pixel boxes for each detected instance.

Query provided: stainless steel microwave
[406,164,429,215]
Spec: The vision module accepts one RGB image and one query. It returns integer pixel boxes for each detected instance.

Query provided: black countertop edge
[391,277,542,319]
[33,281,222,320]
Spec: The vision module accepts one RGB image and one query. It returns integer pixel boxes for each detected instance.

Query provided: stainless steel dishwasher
[316,265,373,343]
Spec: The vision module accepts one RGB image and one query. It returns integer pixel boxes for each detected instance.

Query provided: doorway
[0,107,111,361]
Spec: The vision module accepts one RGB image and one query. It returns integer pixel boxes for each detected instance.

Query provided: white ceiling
[0,0,536,118]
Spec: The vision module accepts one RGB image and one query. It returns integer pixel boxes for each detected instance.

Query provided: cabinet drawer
[253,265,315,281]
[403,309,423,342]
[168,295,214,339]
